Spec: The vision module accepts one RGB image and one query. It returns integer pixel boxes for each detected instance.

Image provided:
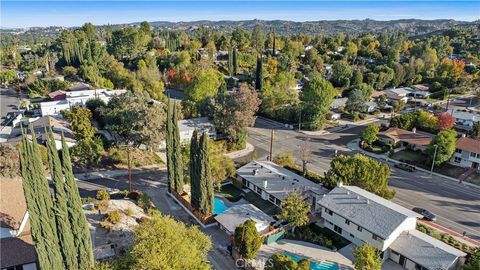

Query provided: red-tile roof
[380,127,434,146]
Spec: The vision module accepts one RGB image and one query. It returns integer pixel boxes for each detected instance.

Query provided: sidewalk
[74,165,164,181]
[419,220,480,247]
[224,142,254,159]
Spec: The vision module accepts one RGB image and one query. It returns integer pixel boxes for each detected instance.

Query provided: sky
[1,1,479,28]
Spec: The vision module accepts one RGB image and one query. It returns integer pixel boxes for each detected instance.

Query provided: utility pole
[269,129,274,161]
[430,144,438,175]
[445,89,451,112]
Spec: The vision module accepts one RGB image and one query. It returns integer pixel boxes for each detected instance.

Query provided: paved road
[248,117,480,241]
[0,88,19,124]
[76,169,237,270]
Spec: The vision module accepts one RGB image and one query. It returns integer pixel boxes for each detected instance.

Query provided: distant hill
[139,19,478,36]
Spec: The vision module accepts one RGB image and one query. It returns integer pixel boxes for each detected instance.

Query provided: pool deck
[254,239,354,269]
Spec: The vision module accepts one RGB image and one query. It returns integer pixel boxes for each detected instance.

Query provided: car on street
[395,162,416,172]
[412,207,437,221]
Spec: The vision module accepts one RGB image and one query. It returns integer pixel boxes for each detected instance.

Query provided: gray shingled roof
[318,186,421,239]
[215,203,274,234]
[390,230,466,270]
[237,161,329,202]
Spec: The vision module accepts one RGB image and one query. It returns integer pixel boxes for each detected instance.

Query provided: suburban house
[378,127,434,151]
[451,111,480,131]
[47,90,66,101]
[8,116,76,150]
[40,89,127,116]
[236,161,329,208]
[450,136,480,170]
[317,185,466,270]
[331,97,348,110]
[385,87,412,103]
[410,84,431,99]
[215,203,274,236]
[0,179,38,270]
[178,117,216,143]
[363,101,378,113]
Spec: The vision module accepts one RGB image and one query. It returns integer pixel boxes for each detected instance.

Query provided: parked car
[412,207,437,221]
[395,163,416,172]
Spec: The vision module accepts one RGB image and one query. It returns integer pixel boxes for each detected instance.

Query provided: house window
[477,153,480,158]
[471,152,476,158]
[357,226,363,232]
[334,225,342,234]
[454,157,462,163]
[345,219,350,225]
[269,194,275,203]
[255,186,262,195]
[392,250,399,256]
[455,149,462,153]
[350,234,354,238]
[325,209,333,216]
[372,234,382,241]
[275,198,281,206]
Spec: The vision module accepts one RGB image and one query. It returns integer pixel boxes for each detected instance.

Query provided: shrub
[128,191,141,200]
[96,188,110,201]
[81,197,96,204]
[136,193,153,210]
[125,207,134,217]
[97,200,109,213]
[105,210,122,224]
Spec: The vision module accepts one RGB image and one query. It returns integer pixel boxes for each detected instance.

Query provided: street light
[430,144,438,175]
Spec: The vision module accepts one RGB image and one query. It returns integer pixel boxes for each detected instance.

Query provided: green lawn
[244,190,281,217]
[391,149,427,164]
[216,184,243,202]
[433,163,466,179]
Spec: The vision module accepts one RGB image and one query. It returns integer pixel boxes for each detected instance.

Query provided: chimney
[462,133,466,138]
[366,199,370,204]
[263,180,267,189]
[253,169,258,175]
[337,182,343,187]
[412,127,417,133]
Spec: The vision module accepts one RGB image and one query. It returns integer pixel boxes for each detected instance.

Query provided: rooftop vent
[253,169,259,175]
[356,196,360,200]
[366,199,370,204]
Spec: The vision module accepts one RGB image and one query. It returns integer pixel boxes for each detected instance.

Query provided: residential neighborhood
[1,2,480,270]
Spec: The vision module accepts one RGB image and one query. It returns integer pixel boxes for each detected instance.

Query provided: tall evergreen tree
[19,126,64,270]
[198,132,214,214]
[232,48,238,75]
[172,102,184,194]
[190,129,200,209]
[166,98,174,192]
[46,128,77,270]
[255,56,263,91]
[272,30,276,57]
[228,48,233,77]
[61,132,94,269]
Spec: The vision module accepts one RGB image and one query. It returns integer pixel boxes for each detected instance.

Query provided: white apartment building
[450,136,480,170]
[451,111,480,131]
[317,185,466,270]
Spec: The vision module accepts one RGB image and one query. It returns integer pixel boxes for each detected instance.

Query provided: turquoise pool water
[213,197,229,215]
[285,253,339,270]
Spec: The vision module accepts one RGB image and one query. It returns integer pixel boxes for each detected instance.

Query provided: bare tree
[300,139,312,176]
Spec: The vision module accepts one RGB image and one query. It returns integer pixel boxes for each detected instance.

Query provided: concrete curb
[224,142,255,159]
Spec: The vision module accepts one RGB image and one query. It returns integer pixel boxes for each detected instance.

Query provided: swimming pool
[285,253,339,270]
[213,197,229,215]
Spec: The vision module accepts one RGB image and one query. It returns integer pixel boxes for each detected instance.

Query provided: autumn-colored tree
[436,112,456,131]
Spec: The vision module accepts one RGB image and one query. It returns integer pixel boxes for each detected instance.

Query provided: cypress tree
[232,48,238,75]
[228,48,233,77]
[190,129,200,209]
[198,132,214,214]
[166,98,174,192]
[19,126,64,270]
[61,132,94,269]
[46,128,77,270]
[272,30,276,57]
[172,102,184,194]
[255,56,263,91]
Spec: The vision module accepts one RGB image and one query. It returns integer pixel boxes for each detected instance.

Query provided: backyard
[216,183,280,216]
[285,223,350,251]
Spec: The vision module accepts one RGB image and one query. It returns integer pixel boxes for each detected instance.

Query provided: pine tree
[61,132,94,269]
[272,30,276,57]
[232,48,238,75]
[46,128,77,270]
[190,129,200,209]
[255,56,263,91]
[19,126,64,270]
[198,132,214,214]
[172,102,184,194]
[166,99,174,192]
